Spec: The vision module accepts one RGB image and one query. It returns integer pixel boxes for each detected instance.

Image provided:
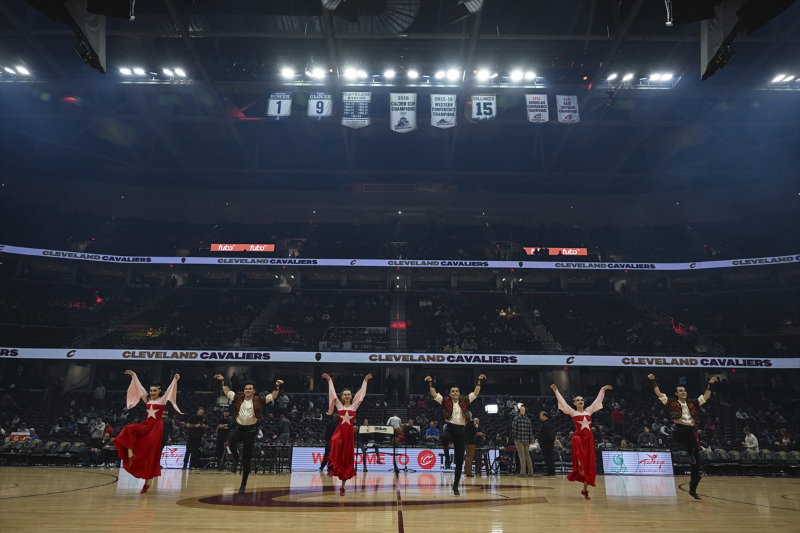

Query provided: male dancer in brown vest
[426,374,486,495]
[214,374,283,493]
[648,374,717,500]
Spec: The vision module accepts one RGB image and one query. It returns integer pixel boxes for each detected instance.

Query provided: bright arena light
[525,71,536,80]
[772,74,786,82]
[174,68,186,77]
[15,66,30,75]
[162,69,173,76]
[446,69,460,81]
[607,73,618,80]
[407,70,419,78]
[357,70,368,78]
[133,68,145,75]
[476,69,490,81]
[622,73,634,81]
[661,73,673,80]
[344,67,357,79]
[434,70,445,79]
[510,70,523,81]
[384,69,395,79]
[312,68,325,78]
[119,68,132,75]
[281,68,295,78]
[783,76,795,82]
[650,74,661,81]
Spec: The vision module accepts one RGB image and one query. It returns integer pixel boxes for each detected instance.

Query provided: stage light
[622,73,634,81]
[384,69,395,79]
[771,74,786,82]
[162,69,173,76]
[174,68,186,77]
[650,74,661,81]
[133,68,145,75]
[281,68,294,78]
[783,76,795,82]
[607,73,618,80]
[408,70,419,78]
[15,66,30,75]
[344,67,357,79]
[357,70,367,78]
[661,73,673,80]
[446,69,460,81]
[510,70,523,81]
[305,70,314,77]
[119,68,132,75]
[312,68,325,78]
[435,70,445,79]
[525,71,536,80]
[476,69,490,81]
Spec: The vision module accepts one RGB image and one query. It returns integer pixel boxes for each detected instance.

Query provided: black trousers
[215,431,229,468]
[441,424,466,485]
[184,437,202,468]
[673,424,701,489]
[539,440,556,475]
[228,424,257,486]
[320,442,331,469]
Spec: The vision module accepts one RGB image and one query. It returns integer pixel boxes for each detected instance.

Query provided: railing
[235,293,283,348]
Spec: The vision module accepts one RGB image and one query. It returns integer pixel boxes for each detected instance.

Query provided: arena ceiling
[0,0,798,197]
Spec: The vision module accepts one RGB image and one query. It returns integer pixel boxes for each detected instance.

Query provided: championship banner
[2,347,796,369]
[556,95,580,124]
[525,94,549,124]
[431,94,457,128]
[267,91,292,120]
[389,93,417,133]
[1,245,798,272]
[341,92,371,128]
[307,92,333,121]
[471,94,496,121]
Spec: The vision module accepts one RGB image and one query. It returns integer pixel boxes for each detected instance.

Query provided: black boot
[688,476,701,500]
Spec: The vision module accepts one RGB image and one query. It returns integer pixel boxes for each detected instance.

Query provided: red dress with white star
[325,378,369,481]
[114,373,182,480]
[554,387,607,487]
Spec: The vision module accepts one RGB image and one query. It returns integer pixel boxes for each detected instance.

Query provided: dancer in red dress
[322,372,372,496]
[114,370,182,493]
[551,383,612,500]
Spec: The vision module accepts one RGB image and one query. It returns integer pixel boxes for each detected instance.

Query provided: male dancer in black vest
[648,374,717,500]
[425,374,486,495]
[214,374,283,493]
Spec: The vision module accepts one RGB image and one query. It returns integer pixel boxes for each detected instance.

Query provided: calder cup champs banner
[556,95,580,124]
[431,94,457,128]
[307,92,333,121]
[526,94,549,123]
[471,94,496,121]
[390,93,417,133]
[341,92,371,128]
[267,91,292,120]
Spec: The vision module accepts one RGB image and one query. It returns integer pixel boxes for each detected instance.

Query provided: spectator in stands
[312,409,323,421]
[184,407,207,470]
[619,439,629,449]
[611,406,624,436]
[736,407,748,420]
[597,336,606,347]
[1,391,15,412]
[780,429,793,450]
[90,417,106,449]
[742,427,759,453]
[402,419,419,446]
[598,437,614,450]
[638,427,657,448]
[94,382,105,400]
[425,421,440,446]
[278,415,292,444]
[65,420,79,435]
[29,428,39,440]
[553,439,564,452]
[104,422,114,438]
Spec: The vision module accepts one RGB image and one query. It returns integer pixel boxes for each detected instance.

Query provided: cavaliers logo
[315,353,322,361]
[417,449,436,469]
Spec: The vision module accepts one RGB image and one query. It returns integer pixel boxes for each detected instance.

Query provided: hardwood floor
[1,467,797,532]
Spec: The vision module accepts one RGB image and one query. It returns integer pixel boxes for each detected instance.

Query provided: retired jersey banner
[390,93,417,133]
[341,92,371,129]
[431,94,457,128]
[471,94,496,121]
[525,94,549,123]
[556,95,580,124]
[307,92,333,121]
[267,91,292,120]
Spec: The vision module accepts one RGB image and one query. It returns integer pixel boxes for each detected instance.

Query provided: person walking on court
[551,383,613,500]
[538,411,557,477]
[512,406,534,477]
[648,374,717,500]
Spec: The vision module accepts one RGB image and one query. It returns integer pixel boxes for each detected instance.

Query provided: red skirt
[567,430,597,487]
[114,416,163,480]
[326,423,356,481]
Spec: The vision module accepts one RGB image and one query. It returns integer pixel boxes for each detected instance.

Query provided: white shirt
[744,434,759,452]
[658,394,705,426]
[227,391,274,426]
[434,393,476,426]
[387,415,401,428]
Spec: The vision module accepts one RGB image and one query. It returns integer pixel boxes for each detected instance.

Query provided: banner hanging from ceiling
[389,93,417,133]
[471,94,496,121]
[525,94,550,123]
[307,92,333,121]
[341,92,371,128]
[556,95,580,124]
[266,91,293,120]
[431,94,457,128]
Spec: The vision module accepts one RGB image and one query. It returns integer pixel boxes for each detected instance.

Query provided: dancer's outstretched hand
[213,374,224,381]
[425,376,433,383]
[602,385,613,391]
[550,384,558,391]
[321,373,331,381]
[125,370,135,377]
[478,374,486,381]
[173,374,180,381]
[647,374,655,380]
[275,379,284,386]
[365,374,373,381]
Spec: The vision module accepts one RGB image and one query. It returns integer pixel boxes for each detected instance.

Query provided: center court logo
[417,449,436,469]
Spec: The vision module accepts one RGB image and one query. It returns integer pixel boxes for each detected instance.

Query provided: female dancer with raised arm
[322,372,372,496]
[550,383,612,500]
[114,370,182,493]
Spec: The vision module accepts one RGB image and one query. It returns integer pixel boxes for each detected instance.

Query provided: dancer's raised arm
[214,374,232,396]
[160,373,183,414]
[322,373,341,415]
[472,374,487,399]
[425,376,439,400]
[551,384,577,416]
[585,385,612,415]
[124,370,148,408]
[350,374,373,410]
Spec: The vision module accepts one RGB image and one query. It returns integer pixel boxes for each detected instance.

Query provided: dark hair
[150,381,163,390]
[449,386,460,394]
[744,426,751,433]
[243,380,256,389]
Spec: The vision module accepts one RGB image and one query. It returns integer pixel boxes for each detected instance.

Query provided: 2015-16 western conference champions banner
[431,94,457,128]
[390,93,417,133]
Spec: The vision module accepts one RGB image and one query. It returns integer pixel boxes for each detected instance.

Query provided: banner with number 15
[470,94,496,121]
